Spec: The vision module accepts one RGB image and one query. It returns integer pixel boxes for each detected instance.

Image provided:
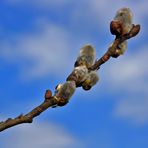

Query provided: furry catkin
[75,44,96,68]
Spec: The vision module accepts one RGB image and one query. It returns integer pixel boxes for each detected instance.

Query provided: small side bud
[54,81,76,106]
[75,44,96,68]
[128,24,140,37]
[44,90,52,100]
[82,71,99,90]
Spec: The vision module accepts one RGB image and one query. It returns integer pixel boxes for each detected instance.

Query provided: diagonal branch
[0,22,140,132]
[89,24,140,71]
[0,97,57,132]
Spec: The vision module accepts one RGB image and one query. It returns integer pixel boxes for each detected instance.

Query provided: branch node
[16,114,23,119]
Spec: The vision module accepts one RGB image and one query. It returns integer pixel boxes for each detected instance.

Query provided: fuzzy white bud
[67,65,88,85]
[82,71,99,90]
[117,40,127,55]
[54,81,76,106]
[109,39,127,56]
[114,7,133,35]
[75,44,96,68]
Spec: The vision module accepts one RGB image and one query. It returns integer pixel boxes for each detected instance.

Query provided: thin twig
[0,97,57,132]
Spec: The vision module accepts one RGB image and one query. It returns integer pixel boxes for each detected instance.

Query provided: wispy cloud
[5,0,71,8]
[87,0,148,22]
[6,0,147,27]
[114,97,148,124]
[105,46,148,94]
[0,122,81,148]
[0,21,74,80]
[103,46,148,124]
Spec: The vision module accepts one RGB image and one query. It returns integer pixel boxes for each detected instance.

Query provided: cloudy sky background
[0,0,148,148]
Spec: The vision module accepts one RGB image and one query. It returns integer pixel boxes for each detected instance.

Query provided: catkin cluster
[110,7,133,57]
[54,45,99,106]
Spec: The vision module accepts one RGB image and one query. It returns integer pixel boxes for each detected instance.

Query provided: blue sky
[0,0,148,148]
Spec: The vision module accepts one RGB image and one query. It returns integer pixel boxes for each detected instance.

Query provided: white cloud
[105,46,148,94]
[88,0,148,21]
[6,0,147,24]
[4,0,147,38]
[6,0,71,8]
[114,97,148,124]
[103,46,148,124]
[72,0,147,34]
[0,21,74,80]
[0,122,81,148]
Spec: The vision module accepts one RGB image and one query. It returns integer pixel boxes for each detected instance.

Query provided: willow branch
[0,22,140,132]
[0,96,58,132]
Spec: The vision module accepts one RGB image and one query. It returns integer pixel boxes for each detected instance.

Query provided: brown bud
[45,89,52,100]
[129,24,140,38]
[110,20,122,36]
